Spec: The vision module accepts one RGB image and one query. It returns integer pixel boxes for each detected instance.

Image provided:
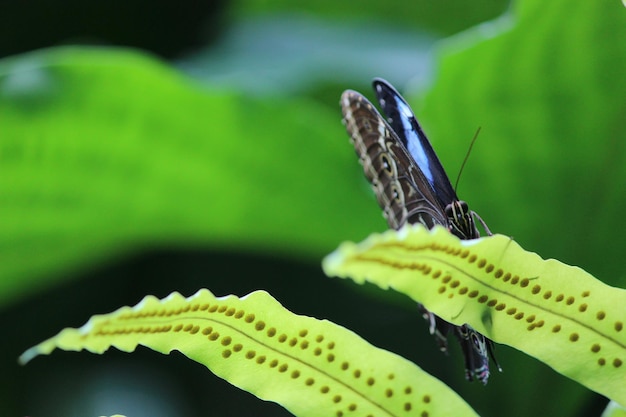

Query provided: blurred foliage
[418,0,626,288]
[177,13,438,96]
[0,47,379,307]
[232,0,511,36]
[1,0,625,416]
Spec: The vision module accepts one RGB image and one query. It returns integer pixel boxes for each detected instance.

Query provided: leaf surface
[323,225,626,406]
[21,288,479,417]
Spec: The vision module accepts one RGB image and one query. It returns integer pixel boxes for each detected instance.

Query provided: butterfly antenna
[454,127,481,193]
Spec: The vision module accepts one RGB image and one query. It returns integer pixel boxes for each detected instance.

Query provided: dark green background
[1,1,624,416]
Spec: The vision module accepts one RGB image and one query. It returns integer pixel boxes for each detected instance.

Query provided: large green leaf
[323,225,626,406]
[416,0,626,287]
[21,288,479,417]
[0,47,379,307]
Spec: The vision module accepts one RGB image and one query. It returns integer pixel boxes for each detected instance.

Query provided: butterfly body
[341,78,499,384]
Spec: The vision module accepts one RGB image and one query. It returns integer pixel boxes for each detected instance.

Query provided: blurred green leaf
[178,14,435,96]
[416,0,626,290]
[0,47,381,307]
[233,1,510,36]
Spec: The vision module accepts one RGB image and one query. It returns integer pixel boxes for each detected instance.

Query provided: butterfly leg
[417,304,452,353]
[486,339,503,373]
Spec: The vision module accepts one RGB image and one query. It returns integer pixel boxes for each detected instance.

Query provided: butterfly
[340,78,500,384]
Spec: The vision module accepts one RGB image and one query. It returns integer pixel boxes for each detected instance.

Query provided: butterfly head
[445,201,479,240]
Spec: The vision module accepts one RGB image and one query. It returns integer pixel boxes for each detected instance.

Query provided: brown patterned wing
[341,90,447,230]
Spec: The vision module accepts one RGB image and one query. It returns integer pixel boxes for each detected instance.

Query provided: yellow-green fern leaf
[20,288,479,417]
[323,224,626,406]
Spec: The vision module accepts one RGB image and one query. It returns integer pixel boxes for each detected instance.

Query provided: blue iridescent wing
[372,78,458,208]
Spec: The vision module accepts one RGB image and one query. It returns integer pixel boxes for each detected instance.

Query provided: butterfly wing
[340,90,447,230]
[372,78,458,208]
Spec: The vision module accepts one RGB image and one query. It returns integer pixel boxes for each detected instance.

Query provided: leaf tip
[18,346,38,365]
[18,331,67,365]
[321,241,354,278]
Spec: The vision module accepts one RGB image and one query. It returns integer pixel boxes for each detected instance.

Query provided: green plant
[20,225,626,415]
[4,0,626,415]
